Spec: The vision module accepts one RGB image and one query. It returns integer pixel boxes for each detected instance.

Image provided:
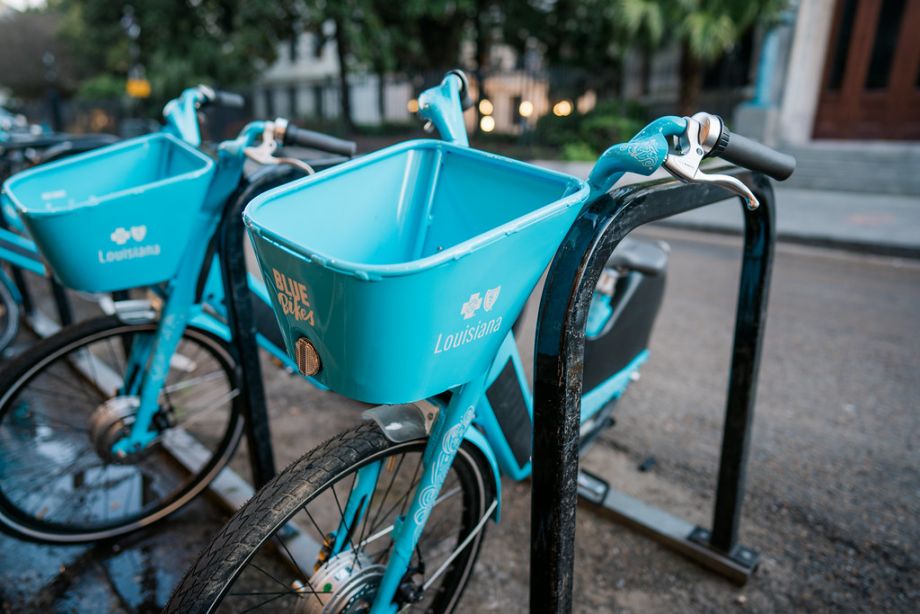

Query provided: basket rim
[2,132,215,218]
[244,139,589,279]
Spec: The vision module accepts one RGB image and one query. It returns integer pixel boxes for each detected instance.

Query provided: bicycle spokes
[0,323,240,538]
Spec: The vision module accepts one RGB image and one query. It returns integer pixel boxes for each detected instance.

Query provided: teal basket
[3,133,215,293]
[245,140,589,404]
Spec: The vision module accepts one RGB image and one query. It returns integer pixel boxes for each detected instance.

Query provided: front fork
[111,276,198,456]
[367,374,487,614]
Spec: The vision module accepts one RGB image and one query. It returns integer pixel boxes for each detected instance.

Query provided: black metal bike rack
[530,167,775,611]
[214,168,295,488]
[214,161,341,488]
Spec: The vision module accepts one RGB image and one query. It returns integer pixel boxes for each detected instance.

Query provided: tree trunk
[333,16,354,131]
[678,40,703,116]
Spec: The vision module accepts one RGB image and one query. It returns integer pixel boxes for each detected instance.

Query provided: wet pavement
[2,226,919,612]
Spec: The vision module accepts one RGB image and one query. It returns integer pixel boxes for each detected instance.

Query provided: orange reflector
[295,337,321,376]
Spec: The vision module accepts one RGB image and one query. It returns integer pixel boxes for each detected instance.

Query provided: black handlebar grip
[211,90,245,109]
[284,125,357,157]
[447,69,475,111]
[710,127,796,181]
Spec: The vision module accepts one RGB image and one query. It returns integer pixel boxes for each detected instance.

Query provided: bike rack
[530,166,775,611]
[214,160,346,488]
[215,167,293,488]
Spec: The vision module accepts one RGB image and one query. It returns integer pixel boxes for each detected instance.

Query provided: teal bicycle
[0,122,119,355]
[166,71,795,613]
[0,85,243,357]
[0,91,355,543]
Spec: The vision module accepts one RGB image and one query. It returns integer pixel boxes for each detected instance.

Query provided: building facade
[253,0,920,193]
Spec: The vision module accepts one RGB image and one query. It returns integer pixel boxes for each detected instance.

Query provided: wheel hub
[297,550,384,614]
[88,396,152,463]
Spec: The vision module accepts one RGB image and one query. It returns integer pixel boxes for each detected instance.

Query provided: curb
[654,220,920,260]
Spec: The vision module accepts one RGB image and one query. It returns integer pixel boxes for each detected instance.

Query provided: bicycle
[166,70,796,613]
[0,121,121,355]
[0,85,244,358]
[0,93,356,543]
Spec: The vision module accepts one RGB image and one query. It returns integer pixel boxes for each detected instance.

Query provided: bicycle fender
[363,404,501,521]
[188,311,232,342]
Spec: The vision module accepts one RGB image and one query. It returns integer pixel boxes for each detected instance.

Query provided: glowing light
[407,99,419,113]
[480,115,496,132]
[519,100,534,118]
[552,100,573,117]
[478,99,493,115]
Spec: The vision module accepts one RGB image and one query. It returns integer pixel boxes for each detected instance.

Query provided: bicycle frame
[0,225,45,278]
[304,73,687,613]
[111,121,325,454]
[1,85,335,461]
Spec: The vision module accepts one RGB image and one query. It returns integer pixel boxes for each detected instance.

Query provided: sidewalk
[533,160,920,258]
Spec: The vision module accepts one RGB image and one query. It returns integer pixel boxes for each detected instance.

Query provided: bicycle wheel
[0,314,243,543]
[0,275,19,355]
[167,422,495,614]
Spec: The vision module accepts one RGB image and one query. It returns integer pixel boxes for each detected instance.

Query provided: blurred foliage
[504,0,787,111]
[4,0,789,149]
[75,74,125,100]
[613,0,788,112]
[0,10,80,98]
[52,0,298,109]
[560,141,597,162]
[534,100,647,159]
[306,0,481,127]
[501,0,633,99]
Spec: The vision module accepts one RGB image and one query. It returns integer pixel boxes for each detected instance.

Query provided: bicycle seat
[606,237,669,276]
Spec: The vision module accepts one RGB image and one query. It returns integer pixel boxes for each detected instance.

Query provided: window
[865,0,907,89]
[314,85,324,118]
[288,85,298,118]
[264,88,274,117]
[827,0,858,91]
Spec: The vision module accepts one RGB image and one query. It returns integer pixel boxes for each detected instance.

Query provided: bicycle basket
[3,133,215,293]
[245,139,589,404]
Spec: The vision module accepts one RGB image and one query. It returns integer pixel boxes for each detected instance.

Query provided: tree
[499,0,640,102]
[297,0,477,128]
[615,0,788,114]
[0,10,81,99]
[613,0,664,97]
[53,0,299,109]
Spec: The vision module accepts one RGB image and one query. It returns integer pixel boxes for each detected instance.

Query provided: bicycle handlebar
[209,90,246,109]
[446,69,475,111]
[708,123,796,182]
[283,124,357,157]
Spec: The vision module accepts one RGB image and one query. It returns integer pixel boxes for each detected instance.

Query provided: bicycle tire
[0,313,244,543]
[167,422,494,613]
[0,275,19,355]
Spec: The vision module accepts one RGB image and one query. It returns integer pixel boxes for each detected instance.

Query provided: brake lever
[196,84,215,107]
[244,122,315,175]
[662,113,759,210]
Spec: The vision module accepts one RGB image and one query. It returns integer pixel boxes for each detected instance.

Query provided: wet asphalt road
[1,226,918,612]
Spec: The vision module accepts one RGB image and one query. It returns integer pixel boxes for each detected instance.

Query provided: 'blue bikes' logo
[272,268,316,326]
